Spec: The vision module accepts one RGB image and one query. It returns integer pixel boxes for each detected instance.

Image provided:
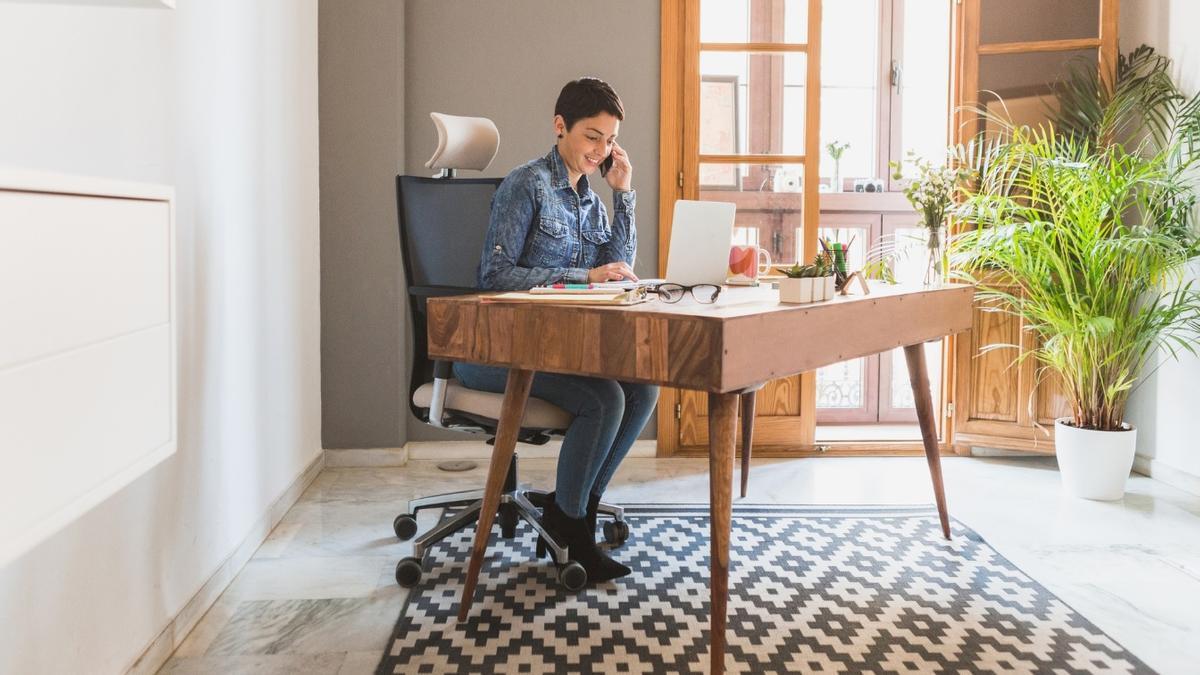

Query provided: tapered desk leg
[739,391,756,498]
[456,368,534,622]
[708,392,739,675]
[903,344,951,539]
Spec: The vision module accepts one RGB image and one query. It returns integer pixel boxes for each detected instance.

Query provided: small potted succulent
[779,255,835,303]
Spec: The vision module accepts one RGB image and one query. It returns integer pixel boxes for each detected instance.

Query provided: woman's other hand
[587,261,638,282]
[604,141,632,192]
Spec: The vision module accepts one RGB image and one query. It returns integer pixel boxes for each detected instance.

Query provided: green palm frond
[950,115,1200,431]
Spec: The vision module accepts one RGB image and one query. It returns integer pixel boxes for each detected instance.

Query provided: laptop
[663,199,737,286]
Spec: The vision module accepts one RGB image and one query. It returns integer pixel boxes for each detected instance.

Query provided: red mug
[727,245,772,284]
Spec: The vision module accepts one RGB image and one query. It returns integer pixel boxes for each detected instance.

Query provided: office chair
[392,113,630,592]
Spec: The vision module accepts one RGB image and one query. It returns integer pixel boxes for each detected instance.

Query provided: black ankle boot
[537,498,631,584]
[585,492,602,537]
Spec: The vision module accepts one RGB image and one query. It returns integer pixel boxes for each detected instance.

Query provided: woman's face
[554,112,620,179]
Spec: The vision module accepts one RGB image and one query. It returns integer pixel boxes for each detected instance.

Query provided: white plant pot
[779,277,815,303]
[822,276,835,300]
[1054,418,1138,500]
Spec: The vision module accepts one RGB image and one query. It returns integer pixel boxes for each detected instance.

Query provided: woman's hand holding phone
[587,261,639,283]
[603,141,632,192]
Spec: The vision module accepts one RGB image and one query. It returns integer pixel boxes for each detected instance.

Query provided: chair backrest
[396,175,503,410]
[425,113,500,172]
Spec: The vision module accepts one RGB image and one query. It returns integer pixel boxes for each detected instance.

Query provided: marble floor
[157,452,1200,674]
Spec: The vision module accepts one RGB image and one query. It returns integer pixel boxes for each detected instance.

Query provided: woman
[454,77,658,584]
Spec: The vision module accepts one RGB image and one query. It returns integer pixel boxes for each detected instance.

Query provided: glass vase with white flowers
[890,152,973,286]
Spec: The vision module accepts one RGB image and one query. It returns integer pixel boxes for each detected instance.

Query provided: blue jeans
[453,362,659,519]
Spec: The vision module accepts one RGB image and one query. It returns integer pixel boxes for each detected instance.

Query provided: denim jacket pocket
[537,215,570,239]
[528,214,572,266]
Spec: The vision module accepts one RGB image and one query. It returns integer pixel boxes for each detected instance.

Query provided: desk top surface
[437,282,970,320]
[427,283,975,392]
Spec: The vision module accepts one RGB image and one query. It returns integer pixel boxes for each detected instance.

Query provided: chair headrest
[424,113,500,172]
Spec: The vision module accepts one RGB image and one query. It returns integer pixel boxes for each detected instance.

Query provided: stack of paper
[482,286,651,305]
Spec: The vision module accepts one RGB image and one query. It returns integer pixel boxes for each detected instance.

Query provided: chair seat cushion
[413,379,572,430]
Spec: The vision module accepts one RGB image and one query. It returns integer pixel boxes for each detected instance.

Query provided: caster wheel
[603,520,630,547]
[558,561,587,591]
[395,557,424,587]
[393,514,418,541]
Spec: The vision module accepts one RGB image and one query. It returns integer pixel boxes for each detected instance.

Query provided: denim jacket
[477,145,636,290]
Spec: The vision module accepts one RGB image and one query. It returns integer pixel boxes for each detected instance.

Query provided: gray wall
[319,0,407,448]
[403,0,661,441]
[318,0,661,446]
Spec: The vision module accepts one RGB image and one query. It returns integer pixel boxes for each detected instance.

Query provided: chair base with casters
[392,451,630,591]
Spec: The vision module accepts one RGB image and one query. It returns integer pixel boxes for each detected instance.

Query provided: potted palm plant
[952,51,1200,498]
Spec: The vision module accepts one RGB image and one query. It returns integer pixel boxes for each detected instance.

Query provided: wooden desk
[426,283,975,674]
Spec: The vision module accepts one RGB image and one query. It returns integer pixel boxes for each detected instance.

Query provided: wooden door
[947,0,1116,453]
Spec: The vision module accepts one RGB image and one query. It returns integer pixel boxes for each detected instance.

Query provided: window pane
[817,0,879,183]
[698,163,805,266]
[783,0,810,43]
[700,52,751,155]
[822,0,880,88]
[701,52,807,157]
[899,0,951,167]
[978,48,1098,132]
[700,0,749,43]
[890,226,934,286]
[979,0,1099,44]
[889,341,941,411]
[818,359,864,408]
[700,0,809,44]
[819,89,876,179]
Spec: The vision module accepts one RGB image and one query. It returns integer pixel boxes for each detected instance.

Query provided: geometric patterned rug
[376,505,1154,674]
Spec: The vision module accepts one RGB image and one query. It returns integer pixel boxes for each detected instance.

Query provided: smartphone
[599,153,613,177]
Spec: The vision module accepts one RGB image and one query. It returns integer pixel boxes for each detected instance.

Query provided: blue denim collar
[547,145,590,196]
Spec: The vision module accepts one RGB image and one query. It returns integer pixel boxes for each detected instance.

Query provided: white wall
[1122,0,1200,483]
[0,1,322,673]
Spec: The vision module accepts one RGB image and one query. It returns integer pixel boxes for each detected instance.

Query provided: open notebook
[481,287,653,305]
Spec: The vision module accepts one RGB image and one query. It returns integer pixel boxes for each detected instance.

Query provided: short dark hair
[554,77,624,130]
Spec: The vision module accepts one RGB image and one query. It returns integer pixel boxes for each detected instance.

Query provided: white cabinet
[0,168,175,566]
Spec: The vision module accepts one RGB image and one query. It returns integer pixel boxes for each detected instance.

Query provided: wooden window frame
[658,0,823,456]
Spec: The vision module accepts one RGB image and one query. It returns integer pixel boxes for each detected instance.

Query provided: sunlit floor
[158,452,1200,674]
[815,423,923,442]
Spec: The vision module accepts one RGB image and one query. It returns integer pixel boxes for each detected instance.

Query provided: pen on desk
[550,283,594,289]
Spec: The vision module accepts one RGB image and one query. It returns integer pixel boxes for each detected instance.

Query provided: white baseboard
[124,450,326,675]
[1133,455,1200,497]
[324,446,407,467]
